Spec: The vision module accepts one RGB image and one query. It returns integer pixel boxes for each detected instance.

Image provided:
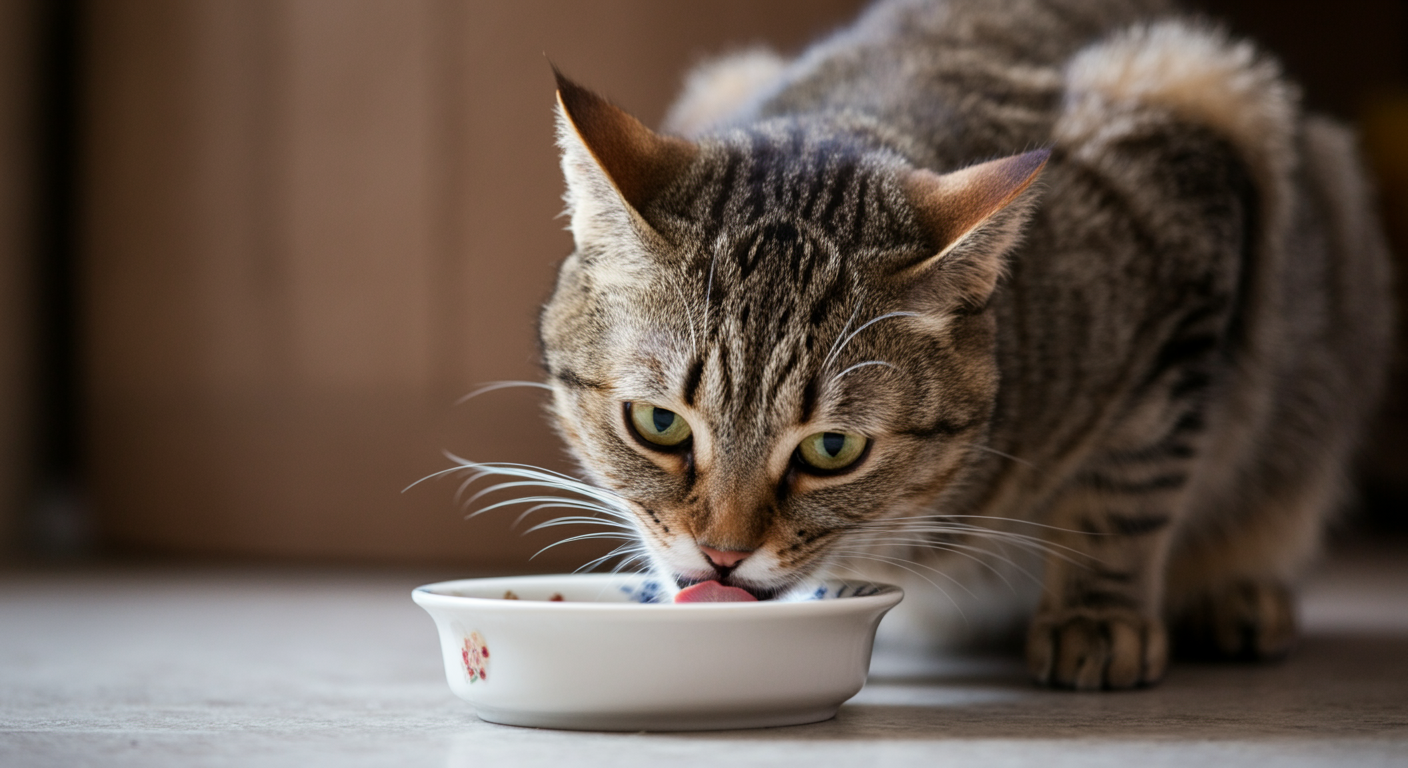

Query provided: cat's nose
[700,546,753,569]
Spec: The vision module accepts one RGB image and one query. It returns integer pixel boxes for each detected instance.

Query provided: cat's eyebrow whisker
[453,380,553,406]
[665,277,701,359]
[958,442,1041,470]
[822,310,920,373]
[828,360,899,387]
[702,243,719,340]
[822,305,862,371]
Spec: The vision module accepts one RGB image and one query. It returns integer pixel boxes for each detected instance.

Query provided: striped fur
[538,0,1393,689]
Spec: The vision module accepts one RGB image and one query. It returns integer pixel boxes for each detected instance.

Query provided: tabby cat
[531,0,1393,689]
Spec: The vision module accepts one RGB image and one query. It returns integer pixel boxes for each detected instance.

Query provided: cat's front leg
[1025,481,1180,690]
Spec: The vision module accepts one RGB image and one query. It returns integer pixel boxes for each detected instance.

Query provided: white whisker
[961,442,1040,471]
[829,547,980,600]
[532,532,635,560]
[825,555,968,624]
[666,277,700,359]
[524,515,638,533]
[863,513,1107,537]
[466,480,631,517]
[702,244,719,343]
[822,305,861,370]
[828,360,899,386]
[846,534,1042,591]
[852,522,1097,568]
[577,543,649,574]
[465,494,616,517]
[454,380,553,406]
[822,311,919,372]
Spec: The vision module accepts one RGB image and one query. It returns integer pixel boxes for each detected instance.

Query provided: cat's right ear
[554,69,698,248]
[900,149,1049,310]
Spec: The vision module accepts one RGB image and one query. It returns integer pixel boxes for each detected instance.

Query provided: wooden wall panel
[83,0,866,567]
[0,0,40,557]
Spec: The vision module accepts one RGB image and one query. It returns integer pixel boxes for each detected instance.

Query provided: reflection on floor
[1,542,1405,767]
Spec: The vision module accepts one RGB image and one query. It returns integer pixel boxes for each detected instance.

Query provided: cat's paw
[1026,609,1167,690]
[1173,580,1296,661]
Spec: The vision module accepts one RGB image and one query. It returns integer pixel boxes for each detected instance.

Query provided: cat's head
[539,72,1046,599]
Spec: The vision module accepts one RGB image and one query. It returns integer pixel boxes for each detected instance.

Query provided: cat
[529,0,1393,689]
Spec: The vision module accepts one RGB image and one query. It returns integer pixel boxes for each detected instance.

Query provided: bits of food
[673,580,759,603]
[502,590,565,601]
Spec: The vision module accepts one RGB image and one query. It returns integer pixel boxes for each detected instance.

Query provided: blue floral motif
[621,578,886,603]
[621,580,665,604]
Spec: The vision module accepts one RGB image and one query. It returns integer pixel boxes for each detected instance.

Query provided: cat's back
[689,0,1391,510]
[743,0,1176,166]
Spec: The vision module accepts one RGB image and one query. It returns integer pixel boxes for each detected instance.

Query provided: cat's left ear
[554,69,699,246]
[900,149,1050,310]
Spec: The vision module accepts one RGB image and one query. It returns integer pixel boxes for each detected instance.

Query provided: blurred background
[0,0,1403,573]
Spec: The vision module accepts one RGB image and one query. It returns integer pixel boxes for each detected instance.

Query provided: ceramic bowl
[412,573,903,731]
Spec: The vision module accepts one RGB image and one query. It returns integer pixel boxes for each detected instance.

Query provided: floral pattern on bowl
[461,631,489,683]
[619,580,667,604]
[618,579,887,603]
[808,583,886,600]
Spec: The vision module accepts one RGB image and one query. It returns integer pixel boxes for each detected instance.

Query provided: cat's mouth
[672,575,785,602]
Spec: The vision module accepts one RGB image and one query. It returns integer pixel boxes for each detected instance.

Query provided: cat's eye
[796,431,868,473]
[626,402,693,448]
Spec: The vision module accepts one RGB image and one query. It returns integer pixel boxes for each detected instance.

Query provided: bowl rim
[412,572,903,615]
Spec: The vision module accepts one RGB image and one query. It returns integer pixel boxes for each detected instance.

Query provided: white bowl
[412,573,903,731]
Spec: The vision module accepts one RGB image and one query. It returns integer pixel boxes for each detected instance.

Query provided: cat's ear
[554,69,698,246]
[900,149,1049,309]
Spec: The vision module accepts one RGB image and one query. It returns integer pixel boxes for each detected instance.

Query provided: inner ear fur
[554,69,699,213]
[899,149,1050,308]
[903,148,1050,259]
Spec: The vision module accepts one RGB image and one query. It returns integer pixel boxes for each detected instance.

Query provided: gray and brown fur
[537,0,1393,689]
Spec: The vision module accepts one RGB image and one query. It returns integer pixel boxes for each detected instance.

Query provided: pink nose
[700,546,753,569]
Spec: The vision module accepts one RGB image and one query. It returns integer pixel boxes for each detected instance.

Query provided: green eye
[797,431,868,473]
[627,403,693,448]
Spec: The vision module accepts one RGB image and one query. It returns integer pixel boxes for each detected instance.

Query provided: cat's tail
[1054,19,1299,240]
[660,48,788,138]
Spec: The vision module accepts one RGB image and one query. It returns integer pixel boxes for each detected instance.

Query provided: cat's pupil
[652,408,677,433]
[822,432,845,457]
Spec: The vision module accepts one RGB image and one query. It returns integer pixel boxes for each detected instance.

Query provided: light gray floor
[2,544,1406,768]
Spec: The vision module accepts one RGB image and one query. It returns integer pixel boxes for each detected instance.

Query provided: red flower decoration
[461,631,489,683]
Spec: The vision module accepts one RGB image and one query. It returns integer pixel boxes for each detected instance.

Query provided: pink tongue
[673,580,759,603]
